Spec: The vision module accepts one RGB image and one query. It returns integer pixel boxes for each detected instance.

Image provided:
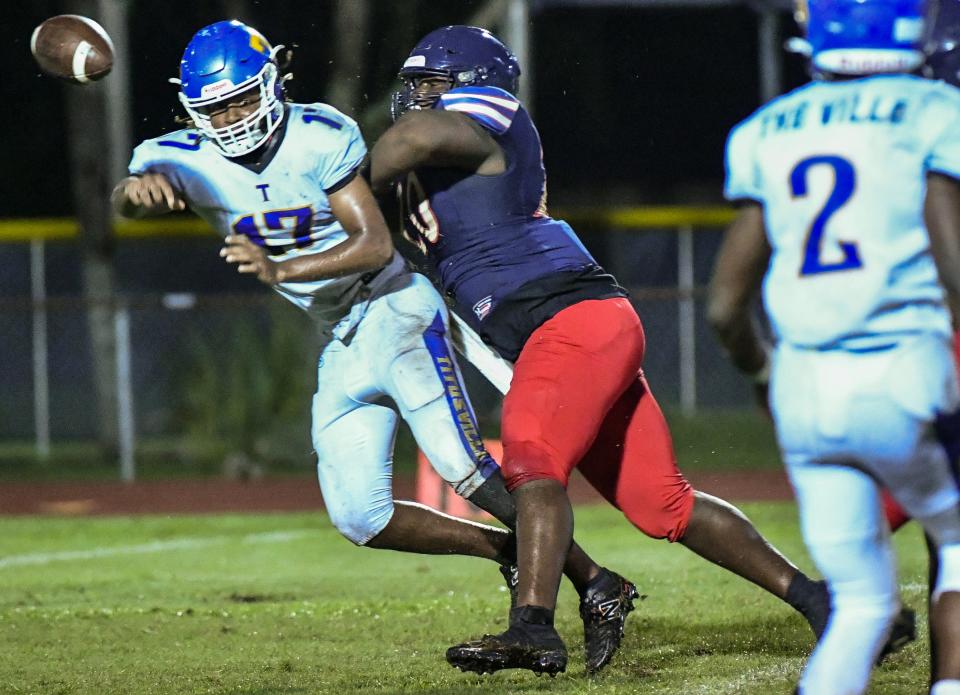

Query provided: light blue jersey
[725,75,960,350]
[727,75,960,694]
[128,102,404,337]
[128,101,497,544]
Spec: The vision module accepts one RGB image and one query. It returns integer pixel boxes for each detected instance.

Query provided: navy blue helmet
[173,20,285,157]
[924,0,960,85]
[793,0,926,77]
[391,25,521,120]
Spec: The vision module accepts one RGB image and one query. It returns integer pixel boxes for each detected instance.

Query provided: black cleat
[500,564,519,610]
[446,606,568,676]
[579,568,640,674]
[876,607,916,664]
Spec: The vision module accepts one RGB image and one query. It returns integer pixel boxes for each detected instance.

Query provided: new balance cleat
[579,568,640,674]
[446,606,567,676]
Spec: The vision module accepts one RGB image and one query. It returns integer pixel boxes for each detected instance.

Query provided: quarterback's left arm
[369,110,503,195]
[707,203,772,378]
[221,175,394,284]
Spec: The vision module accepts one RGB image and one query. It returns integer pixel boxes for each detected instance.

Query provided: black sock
[580,567,616,599]
[494,534,517,567]
[511,605,555,627]
[503,605,564,647]
[785,572,824,611]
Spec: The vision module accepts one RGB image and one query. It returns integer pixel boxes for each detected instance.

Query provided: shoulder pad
[437,86,520,135]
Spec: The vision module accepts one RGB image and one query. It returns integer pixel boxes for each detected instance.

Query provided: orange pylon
[415,439,502,520]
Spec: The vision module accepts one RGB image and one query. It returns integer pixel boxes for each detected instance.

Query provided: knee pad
[326,500,394,546]
[935,543,960,600]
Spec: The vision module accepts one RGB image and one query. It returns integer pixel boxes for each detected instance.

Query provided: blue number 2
[790,155,862,276]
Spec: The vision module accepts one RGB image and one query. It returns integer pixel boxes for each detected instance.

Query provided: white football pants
[311,271,498,545]
[772,334,960,695]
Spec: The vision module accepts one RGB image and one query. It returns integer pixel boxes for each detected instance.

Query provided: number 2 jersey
[399,86,625,361]
[128,103,405,338]
[725,74,960,350]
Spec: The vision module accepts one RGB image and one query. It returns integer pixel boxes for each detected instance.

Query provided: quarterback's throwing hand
[221,234,279,285]
[115,173,186,215]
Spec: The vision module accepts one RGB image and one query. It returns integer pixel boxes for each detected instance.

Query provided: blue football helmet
[391,25,521,120]
[173,20,285,157]
[793,0,927,76]
[924,0,960,85]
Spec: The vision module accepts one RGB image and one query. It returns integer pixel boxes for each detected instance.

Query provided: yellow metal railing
[0,217,210,242]
[555,206,735,229]
[6,205,733,450]
[0,206,736,242]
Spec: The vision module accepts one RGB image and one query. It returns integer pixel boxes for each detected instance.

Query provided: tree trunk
[219,0,251,22]
[66,0,120,458]
[325,0,371,117]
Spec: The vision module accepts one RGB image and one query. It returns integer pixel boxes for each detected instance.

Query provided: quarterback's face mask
[175,20,285,157]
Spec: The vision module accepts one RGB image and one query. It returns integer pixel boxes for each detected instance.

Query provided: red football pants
[501,298,695,541]
[883,331,960,532]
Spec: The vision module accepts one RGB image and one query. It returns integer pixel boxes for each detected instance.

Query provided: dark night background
[3,0,808,218]
[0,1,811,439]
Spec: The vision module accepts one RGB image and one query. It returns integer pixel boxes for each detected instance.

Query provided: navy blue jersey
[399,86,624,358]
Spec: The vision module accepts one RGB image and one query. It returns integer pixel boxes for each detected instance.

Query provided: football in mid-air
[30,14,114,85]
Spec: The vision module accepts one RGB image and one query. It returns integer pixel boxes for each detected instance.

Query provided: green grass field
[0,503,933,694]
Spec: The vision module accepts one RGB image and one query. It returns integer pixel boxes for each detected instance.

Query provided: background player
[370,25,840,676]
[110,19,639,672]
[708,1,960,692]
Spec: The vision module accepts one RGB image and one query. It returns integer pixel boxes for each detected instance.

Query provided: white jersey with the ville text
[725,75,960,350]
[128,102,404,338]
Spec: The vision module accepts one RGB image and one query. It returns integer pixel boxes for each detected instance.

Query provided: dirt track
[0,469,793,517]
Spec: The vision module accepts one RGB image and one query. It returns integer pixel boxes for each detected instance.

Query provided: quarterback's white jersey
[725,75,960,350]
[128,102,404,337]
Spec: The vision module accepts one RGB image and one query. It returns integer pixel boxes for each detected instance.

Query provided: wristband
[749,346,772,385]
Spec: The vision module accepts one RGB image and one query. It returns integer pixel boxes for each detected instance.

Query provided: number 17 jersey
[127,102,404,338]
[725,74,960,349]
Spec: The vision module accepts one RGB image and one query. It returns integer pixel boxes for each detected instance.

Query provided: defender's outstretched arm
[370,110,502,194]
